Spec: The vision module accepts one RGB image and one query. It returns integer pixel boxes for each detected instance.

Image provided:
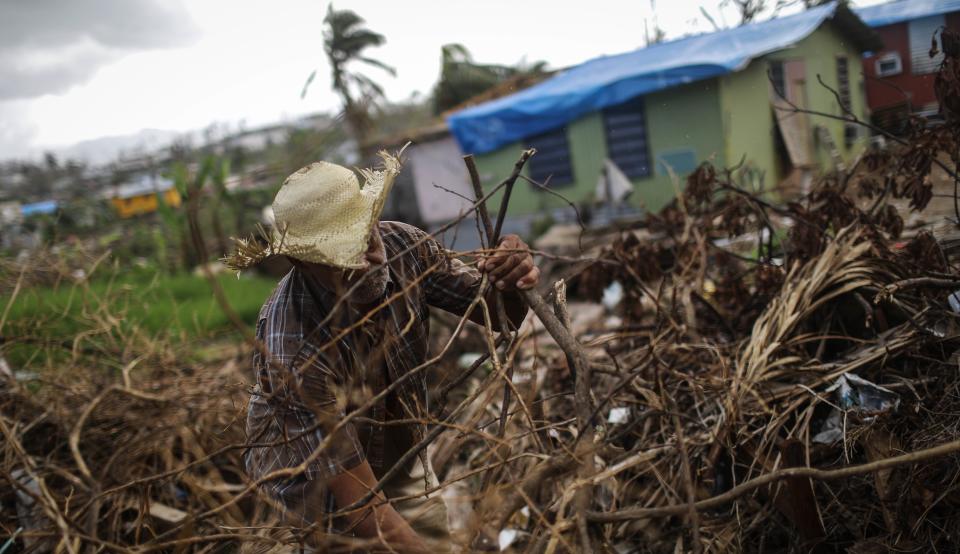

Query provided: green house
[446,2,881,227]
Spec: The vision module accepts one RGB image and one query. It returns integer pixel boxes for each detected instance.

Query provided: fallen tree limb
[586,438,960,522]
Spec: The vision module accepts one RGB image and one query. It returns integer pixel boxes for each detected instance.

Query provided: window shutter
[525,128,574,187]
[602,98,652,179]
[909,15,945,75]
[836,56,851,112]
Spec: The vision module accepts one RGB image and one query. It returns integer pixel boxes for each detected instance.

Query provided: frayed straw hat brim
[223,150,402,271]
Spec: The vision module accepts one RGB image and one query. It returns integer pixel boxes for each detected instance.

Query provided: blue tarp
[447,2,844,155]
[21,200,58,217]
[855,0,960,28]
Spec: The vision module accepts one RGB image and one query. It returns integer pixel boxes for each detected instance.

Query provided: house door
[770,59,816,192]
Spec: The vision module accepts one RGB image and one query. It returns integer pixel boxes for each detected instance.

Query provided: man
[227,154,540,552]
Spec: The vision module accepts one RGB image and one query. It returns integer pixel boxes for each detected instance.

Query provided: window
[769,60,786,99]
[875,52,903,77]
[836,56,851,112]
[909,15,945,75]
[525,127,574,187]
[844,122,860,148]
[602,97,652,179]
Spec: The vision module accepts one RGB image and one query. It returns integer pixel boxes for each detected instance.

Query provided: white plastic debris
[498,528,519,551]
[0,355,12,380]
[457,352,483,369]
[607,407,631,424]
[949,290,960,313]
[602,281,624,311]
[812,373,900,444]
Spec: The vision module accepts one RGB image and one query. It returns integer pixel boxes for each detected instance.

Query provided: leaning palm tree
[302,5,395,154]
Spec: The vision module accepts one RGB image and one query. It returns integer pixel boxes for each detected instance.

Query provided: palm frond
[301,69,317,99]
[357,56,396,77]
[332,31,387,57]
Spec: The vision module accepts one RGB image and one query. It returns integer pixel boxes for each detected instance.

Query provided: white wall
[408,136,475,225]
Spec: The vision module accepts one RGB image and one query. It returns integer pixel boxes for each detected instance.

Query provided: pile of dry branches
[3,29,960,554]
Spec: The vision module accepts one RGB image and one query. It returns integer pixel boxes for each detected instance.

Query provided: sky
[0,0,888,163]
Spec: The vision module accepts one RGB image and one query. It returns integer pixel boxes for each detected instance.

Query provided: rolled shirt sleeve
[407,226,483,317]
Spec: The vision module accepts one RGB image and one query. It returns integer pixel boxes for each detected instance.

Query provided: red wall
[862,12,960,112]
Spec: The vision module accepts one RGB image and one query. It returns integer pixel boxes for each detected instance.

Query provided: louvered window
[769,60,786,99]
[836,56,851,112]
[909,15,945,75]
[602,98,652,178]
[526,127,574,187]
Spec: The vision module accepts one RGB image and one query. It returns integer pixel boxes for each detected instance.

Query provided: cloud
[0,102,39,159]
[0,0,200,100]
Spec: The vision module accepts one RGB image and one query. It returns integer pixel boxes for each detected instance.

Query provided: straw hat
[224,151,402,271]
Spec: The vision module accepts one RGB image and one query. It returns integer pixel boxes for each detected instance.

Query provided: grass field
[0,268,278,350]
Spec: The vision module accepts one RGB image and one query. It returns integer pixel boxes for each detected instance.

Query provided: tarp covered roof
[855,0,960,28]
[447,1,878,155]
[21,200,58,217]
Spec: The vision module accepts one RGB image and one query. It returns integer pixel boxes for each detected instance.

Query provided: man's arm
[416,225,539,329]
[327,460,429,553]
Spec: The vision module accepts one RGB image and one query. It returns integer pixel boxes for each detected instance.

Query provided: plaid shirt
[244,221,480,510]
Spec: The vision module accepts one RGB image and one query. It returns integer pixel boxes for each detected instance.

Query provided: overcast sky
[0,0,887,162]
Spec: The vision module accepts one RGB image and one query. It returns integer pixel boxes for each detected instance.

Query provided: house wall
[470,20,869,224]
[472,80,725,218]
[408,136,482,225]
[720,21,870,184]
[863,12,960,112]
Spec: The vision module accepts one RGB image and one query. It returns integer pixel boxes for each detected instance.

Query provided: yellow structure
[109,178,181,218]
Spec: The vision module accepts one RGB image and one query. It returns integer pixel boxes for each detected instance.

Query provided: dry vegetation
[4,29,960,554]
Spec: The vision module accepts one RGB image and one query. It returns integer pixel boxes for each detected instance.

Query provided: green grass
[1,268,277,343]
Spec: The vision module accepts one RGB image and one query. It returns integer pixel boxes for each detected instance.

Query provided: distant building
[375,76,552,248]
[446,2,880,230]
[856,0,960,131]
[21,200,58,218]
[221,114,336,153]
[377,122,474,230]
[107,175,181,218]
[0,202,21,225]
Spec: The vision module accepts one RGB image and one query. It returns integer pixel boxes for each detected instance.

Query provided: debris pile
[0,331,283,551]
[2,28,960,554]
[439,32,960,551]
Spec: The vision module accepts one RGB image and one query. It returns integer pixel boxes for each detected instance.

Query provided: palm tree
[432,44,547,114]
[303,5,395,153]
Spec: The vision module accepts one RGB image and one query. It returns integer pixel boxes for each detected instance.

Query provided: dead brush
[4,40,960,554]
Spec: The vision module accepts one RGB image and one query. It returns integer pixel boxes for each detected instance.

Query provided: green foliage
[159,155,222,271]
[1,268,276,358]
[432,44,547,114]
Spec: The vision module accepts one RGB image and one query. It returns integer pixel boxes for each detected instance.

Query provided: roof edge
[833,3,884,52]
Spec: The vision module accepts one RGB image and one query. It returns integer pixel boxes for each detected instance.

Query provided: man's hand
[477,234,541,291]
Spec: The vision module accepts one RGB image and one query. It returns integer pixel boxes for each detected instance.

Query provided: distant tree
[431,44,547,114]
[703,0,808,28]
[645,0,667,44]
[644,20,667,45]
[725,0,767,23]
[43,151,59,172]
[169,136,195,163]
[303,5,395,154]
